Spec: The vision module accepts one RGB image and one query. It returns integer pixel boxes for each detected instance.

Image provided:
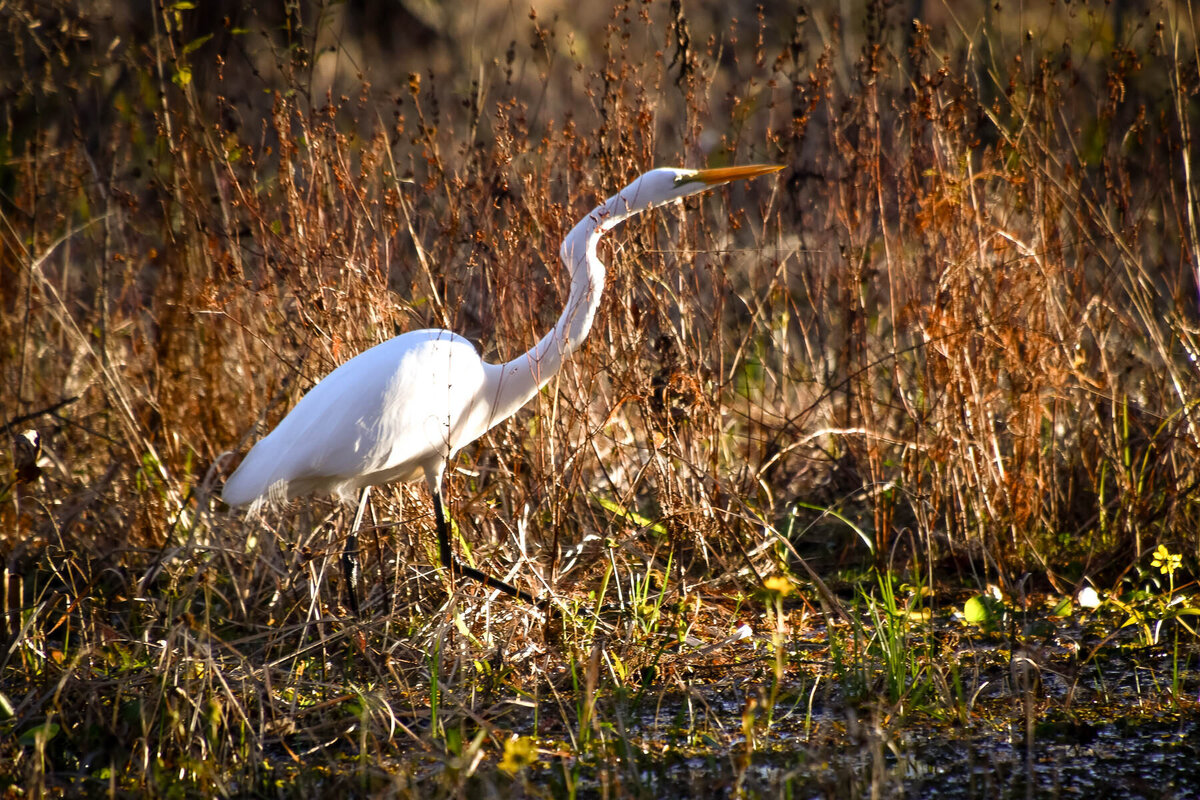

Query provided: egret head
[606,164,784,223]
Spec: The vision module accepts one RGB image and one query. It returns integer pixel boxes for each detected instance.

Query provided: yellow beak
[689,164,785,185]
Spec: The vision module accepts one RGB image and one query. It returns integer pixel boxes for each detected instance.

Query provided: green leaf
[594,495,667,537]
[963,596,989,624]
[19,722,60,747]
[183,33,213,56]
[792,501,875,553]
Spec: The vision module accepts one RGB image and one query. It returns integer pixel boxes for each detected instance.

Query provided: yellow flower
[763,575,795,597]
[499,735,538,776]
[1150,545,1181,576]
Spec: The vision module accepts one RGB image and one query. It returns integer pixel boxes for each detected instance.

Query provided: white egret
[222,164,783,609]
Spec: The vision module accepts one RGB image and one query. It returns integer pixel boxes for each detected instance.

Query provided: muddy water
[541,611,1200,799]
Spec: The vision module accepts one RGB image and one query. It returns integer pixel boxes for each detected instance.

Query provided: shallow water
[548,683,1199,799]
[532,608,1200,799]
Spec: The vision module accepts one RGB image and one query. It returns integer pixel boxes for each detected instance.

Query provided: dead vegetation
[2,0,1198,795]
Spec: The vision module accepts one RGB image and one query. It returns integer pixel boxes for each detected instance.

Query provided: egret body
[222,164,783,607]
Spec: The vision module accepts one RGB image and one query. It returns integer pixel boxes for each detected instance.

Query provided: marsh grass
[2,0,1199,796]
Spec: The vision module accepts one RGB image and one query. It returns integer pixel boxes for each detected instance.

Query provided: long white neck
[485,183,653,424]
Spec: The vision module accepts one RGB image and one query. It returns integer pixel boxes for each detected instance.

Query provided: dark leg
[342,541,360,615]
[430,487,542,606]
[341,487,370,615]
